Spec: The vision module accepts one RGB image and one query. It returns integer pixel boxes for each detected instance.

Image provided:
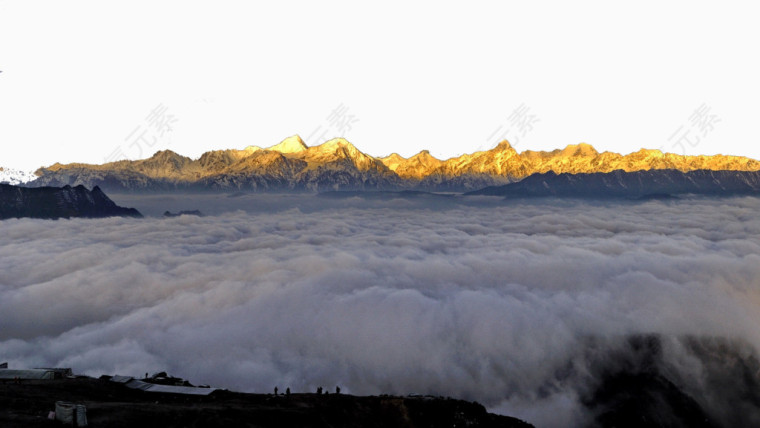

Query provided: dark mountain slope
[469,169,760,198]
[0,184,142,219]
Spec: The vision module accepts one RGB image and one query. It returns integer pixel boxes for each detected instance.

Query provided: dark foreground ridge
[0,184,142,219]
[0,377,533,428]
[3,333,759,427]
[468,169,760,199]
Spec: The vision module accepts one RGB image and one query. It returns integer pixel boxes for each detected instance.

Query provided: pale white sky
[1,1,758,171]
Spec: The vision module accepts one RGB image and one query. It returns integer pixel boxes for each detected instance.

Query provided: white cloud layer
[2,195,760,427]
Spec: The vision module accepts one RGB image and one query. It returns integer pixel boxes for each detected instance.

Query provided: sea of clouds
[2,194,760,427]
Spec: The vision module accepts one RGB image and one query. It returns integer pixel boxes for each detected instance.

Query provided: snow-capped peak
[0,167,37,185]
[268,135,309,153]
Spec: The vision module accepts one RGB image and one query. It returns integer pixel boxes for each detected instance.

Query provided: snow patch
[0,167,37,185]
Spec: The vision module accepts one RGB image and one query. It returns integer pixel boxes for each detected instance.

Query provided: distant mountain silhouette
[468,169,760,198]
[163,210,203,217]
[0,184,142,219]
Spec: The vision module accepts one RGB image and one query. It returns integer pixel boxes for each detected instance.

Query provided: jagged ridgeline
[27,136,760,193]
[469,169,760,199]
[0,184,142,219]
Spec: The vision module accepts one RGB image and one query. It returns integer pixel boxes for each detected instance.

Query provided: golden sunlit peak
[382,153,405,161]
[268,135,309,153]
[632,148,665,157]
[317,138,361,152]
[321,137,351,145]
[561,143,599,157]
[243,145,262,153]
[491,140,517,152]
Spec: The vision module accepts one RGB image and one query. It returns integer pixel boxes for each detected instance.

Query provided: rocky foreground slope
[0,379,532,428]
[4,334,757,427]
[0,184,142,219]
[27,136,760,192]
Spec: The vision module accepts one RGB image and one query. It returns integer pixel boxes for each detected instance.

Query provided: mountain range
[0,184,142,219]
[25,136,760,193]
[469,169,760,199]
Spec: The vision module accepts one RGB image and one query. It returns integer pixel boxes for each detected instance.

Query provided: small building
[0,364,71,380]
[0,369,59,380]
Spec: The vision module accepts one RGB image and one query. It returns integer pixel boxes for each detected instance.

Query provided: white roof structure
[109,375,219,396]
[0,369,57,380]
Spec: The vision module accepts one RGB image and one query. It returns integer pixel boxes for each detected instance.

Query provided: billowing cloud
[2,194,760,427]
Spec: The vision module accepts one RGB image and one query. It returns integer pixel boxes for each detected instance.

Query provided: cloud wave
[2,195,760,426]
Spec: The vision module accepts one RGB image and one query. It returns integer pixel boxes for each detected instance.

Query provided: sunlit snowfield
[2,194,760,427]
